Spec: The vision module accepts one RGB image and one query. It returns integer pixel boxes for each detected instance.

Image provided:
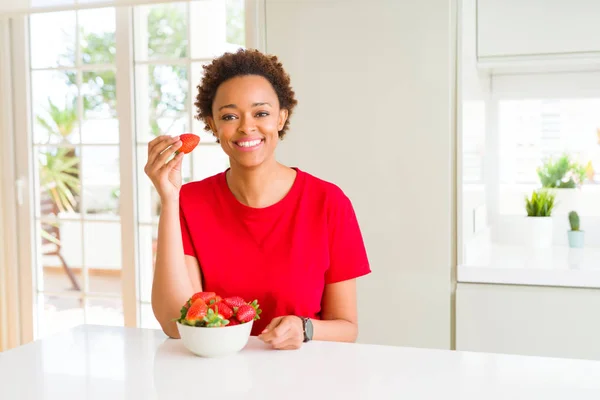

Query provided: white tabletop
[1,324,600,399]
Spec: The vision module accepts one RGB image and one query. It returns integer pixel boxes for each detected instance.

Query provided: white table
[1,324,600,399]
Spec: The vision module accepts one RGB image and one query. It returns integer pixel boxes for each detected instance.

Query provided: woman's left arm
[258,279,359,349]
[312,278,359,342]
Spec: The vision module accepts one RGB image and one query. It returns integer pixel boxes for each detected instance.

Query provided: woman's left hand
[258,316,304,350]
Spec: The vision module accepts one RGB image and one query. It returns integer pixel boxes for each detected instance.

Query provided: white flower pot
[526,217,553,248]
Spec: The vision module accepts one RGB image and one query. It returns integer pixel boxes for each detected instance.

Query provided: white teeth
[237,139,261,148]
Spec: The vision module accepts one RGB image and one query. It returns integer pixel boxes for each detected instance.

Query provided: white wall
[265,0,456,349]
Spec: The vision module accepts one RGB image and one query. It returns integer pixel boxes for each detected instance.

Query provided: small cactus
[568,211,580,231]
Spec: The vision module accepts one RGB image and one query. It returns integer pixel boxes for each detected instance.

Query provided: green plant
[568,211,580,231]
[39,148,81,213]
[537,154,587,188]
[36,97,78,143]
[525,189,556,217]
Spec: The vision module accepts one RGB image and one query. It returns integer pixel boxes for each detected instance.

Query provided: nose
[238,113,257,134]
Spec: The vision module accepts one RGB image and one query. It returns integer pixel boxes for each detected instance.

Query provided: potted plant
[524,189,556,248]
[567,211,585,248]
[536,154,587,215]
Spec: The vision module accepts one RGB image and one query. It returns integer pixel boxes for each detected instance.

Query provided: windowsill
[458,244,600,289]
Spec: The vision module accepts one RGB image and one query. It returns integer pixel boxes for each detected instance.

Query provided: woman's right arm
[151,200,202,338]
[144,135,202,338]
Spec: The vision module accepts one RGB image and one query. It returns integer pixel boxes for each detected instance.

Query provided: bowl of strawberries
[174,291,261,358]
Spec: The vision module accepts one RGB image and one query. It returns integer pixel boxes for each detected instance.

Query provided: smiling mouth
[234,139,264,149]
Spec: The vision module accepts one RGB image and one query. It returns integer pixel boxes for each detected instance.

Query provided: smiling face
[207,75,289,170]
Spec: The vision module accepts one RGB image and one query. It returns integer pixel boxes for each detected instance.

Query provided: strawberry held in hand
[176,133,200,154]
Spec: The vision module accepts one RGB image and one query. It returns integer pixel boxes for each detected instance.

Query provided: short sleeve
[179,200,197,258]
[325,192,371,284]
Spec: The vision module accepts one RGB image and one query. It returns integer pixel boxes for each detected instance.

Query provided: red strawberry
[177,133,200,154]
[190,291,216,304]
[236,304,260,323]
[236,299,262,323]
[185,298,208,324]
[223,296,246,308]
[209,301,233,320]
[227,318,240,326]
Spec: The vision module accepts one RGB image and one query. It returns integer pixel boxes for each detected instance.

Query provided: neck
[226,157,294,208]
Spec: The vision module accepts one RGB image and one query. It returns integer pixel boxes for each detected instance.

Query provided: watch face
[305,318,314,340]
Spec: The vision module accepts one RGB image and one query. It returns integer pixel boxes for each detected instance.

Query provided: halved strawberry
[177,133,200,154]
[190,291,216,304]
[185,298,208,325]
[223,296,246,308]
[209,301,233,320]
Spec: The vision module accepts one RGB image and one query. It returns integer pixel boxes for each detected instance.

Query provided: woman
[146,49,370,350]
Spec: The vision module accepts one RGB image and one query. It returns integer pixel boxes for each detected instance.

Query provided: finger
[147,135,174,157]
[153,140,182,170]
[260,317,283,336]
[264,319,293,346]
[258,317,284,342]
[148,135,180,166]
[164,151,184,173]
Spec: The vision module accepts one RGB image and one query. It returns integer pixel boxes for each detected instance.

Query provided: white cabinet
[477,0,600,59]
[456,283,600,360]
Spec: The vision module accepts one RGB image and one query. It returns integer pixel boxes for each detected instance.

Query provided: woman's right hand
[144,135,184,203]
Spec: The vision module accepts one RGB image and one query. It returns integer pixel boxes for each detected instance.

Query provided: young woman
[146,49,370,350]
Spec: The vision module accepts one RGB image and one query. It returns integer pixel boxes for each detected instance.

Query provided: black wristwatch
[299,317,313,342]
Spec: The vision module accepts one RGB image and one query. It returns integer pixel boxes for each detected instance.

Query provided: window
[499,99,600,185]
[461,100,486,184]
[11,0,250,339]
[30,7,122,337]
[460,71,600,268]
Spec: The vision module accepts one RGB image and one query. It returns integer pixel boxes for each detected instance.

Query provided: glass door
[28,7,124,338]
[14,0,249,340]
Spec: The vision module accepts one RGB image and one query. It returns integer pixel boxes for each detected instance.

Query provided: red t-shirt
[178,167,371,336]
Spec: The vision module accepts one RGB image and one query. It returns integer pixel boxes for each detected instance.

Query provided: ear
[206,116,220,140]
[277,109,289,131]
[206,116,217,133]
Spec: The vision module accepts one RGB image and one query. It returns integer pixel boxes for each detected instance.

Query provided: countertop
[1,324,600,399]
[459,244,600,288]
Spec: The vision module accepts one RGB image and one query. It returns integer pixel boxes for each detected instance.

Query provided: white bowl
[176,320,253,357]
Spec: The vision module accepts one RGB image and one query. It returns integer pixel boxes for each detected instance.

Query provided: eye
[256,111,270,117]
[221,114,237,121]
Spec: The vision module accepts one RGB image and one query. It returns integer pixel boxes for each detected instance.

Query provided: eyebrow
[218,102,272,111]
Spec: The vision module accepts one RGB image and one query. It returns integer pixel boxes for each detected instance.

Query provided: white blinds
[0,0,198,16]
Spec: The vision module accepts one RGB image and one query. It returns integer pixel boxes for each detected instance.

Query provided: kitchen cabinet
[477,0,600,61]
[457,282,600,360]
